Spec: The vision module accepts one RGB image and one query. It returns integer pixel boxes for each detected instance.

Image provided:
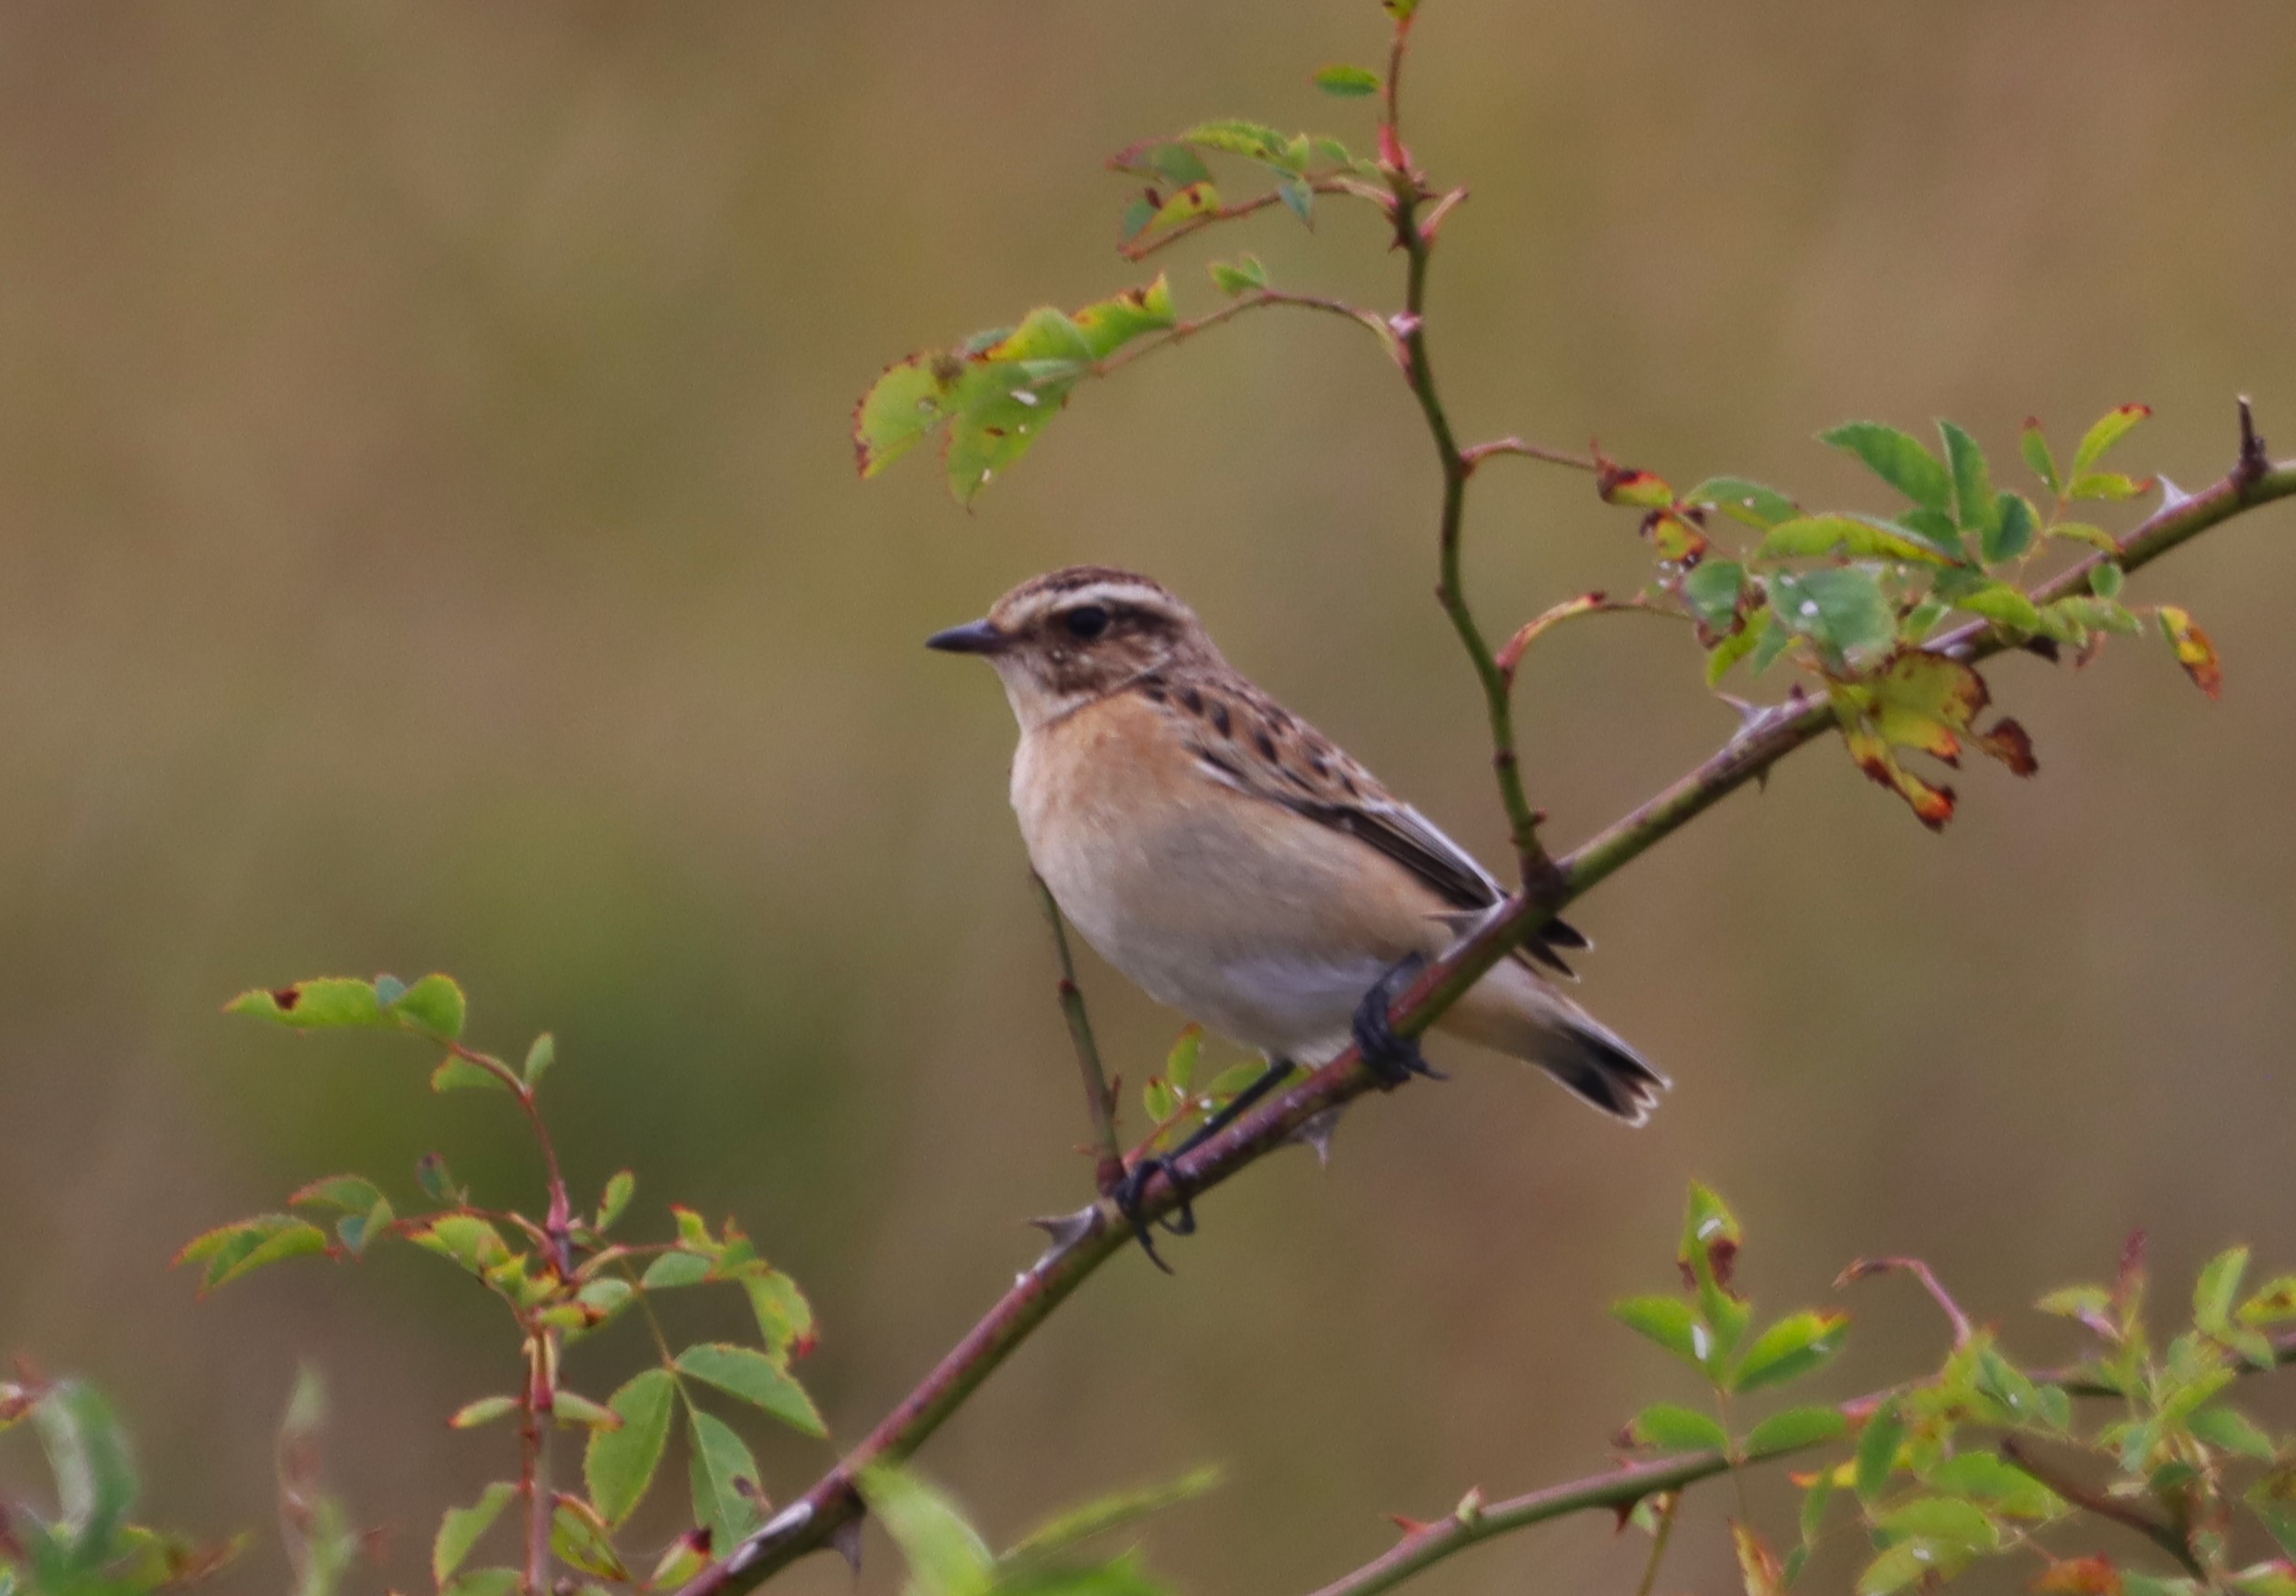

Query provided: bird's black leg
[1353,953,1445,1086]
[1111,1057,1299,1272]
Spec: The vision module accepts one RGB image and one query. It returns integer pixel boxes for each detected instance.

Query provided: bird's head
[927,565,1219,729]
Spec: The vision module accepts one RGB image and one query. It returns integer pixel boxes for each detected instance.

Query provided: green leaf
[433,1483,516,1585]
[1313,64,1381,96]
[1856,1541,1947,1596]
[2090,560,2126,599]
[1877,1496,1997,1551]
[1206,255,1267,298]
[2241,1276,2296,1325]
[553,1391,619,1430]
[674,1344,826,1439]
[392,973,467,1039]
[742,1268,816,1362]
[2073,403,2152,475]
[450,1396,518,1430]
[522,1033,556,1089]
[1951,581,2043,633]
[2252,1466,2296,1557]
[1172,118,1291,162]
[2197,1246,2251,1330]
[2020,418,2061,494]
[596,1170,636,1232]
[2068,471,2149,502]
[550,1497,629,1581]
[1004,1466,1221,1565]
[2190,1404,2277,1461]
[1984,492,2038,564]
[288,1176,385,1215]
[1278,176,1314,226]
[34,1381,137,1563]
[1685,476,1799,528]
[1706,607,1772,685]
[1613,1296,1704,1367]
[859,1464,995,1596]
[688,1408,764,1548]
[1855,1404,1905,1503]
[414,1151,463,1206]
[1628,1403,1729,1453]
[1732,1312,1847,1393]
[1926,1453,2062,1519]
[441,1569,522,1596]
[1769,567,1896,664]
[1819,421,1952,512]
[334,1196,392,1256]
[1745,1406,1848,1457]
[1681,562,1746,630]
[225,978,389,1031]
[408,1213,511,1276]
[175,1214,331,1292]
[1757,514,1950,565]
[1800,1468,1834,1546]
[1163,1026,1201,1094]
[430,1053,509,1093]
[1679,1183,1748,1368]
[585,1369,674,1527]
[1939,422,1996,537]
[643,1251,713,1289]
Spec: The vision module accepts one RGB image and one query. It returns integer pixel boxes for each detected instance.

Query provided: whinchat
[929,567,1666,1158]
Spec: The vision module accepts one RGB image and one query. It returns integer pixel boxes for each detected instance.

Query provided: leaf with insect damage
[2156,606,2222,698]
[225,977,390,1031]
[854,280,1177,505]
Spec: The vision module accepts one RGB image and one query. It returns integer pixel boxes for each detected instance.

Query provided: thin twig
[1377,22,1557,893]
[442,1036,576,1276]
[1030,873,1124,1195]
[1094,289,1394,378]
[521,1330,557,1594]
[1998,1437,2204,1580]
[672,441,2296,1596]
[1115,179,1376,263]
[1460,436,1601,474]
[1839,1257,1976,1348]
[1630,1492,1681,1596]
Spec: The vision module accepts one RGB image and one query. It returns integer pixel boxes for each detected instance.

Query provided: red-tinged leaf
[1597,458,1674,509]
[2157,605,2223,698]
[1644,509,1709,564]
[1733,1519,1789,1596]
[1496,593,1610,675]
[1871,653,1990,762]
[1975,719,2038,776]
[2031,1555,2123,1594]
[2072,403,2152,475]
[1845,723,1955,831]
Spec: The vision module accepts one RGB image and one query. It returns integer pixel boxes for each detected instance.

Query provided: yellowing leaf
[1733,1519,1789,1596]
[1846,723,1954,831]
[2072,402,2152,475]
[2157,605,2223,699]
[1871,653,1989,764]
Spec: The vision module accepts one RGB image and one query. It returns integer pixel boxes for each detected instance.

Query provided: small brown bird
[930,567,1665,1245]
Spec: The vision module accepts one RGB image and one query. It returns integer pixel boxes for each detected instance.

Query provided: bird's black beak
[924,617,1007,656]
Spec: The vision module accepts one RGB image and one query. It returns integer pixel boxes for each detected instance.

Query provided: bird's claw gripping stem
[1354,953,1444,1087]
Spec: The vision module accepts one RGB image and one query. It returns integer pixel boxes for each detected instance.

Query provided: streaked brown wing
[1151,674,1585,974]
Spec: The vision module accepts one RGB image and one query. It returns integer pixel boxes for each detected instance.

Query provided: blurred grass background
[1,1,2293,1591]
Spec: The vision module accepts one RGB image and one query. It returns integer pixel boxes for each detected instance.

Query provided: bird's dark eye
[1062,605,1111,641]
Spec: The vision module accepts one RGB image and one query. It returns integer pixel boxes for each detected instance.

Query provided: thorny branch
[1997,1437,2205,1580]
[680,415,2296,1596]
[687,17,2296,1593]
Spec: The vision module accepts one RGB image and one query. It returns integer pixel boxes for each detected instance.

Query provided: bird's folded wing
[1169,684,1584,975]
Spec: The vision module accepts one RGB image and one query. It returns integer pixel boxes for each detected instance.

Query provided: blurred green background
[3,2,2293,1591]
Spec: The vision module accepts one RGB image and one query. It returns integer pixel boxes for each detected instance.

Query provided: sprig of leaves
[184,972,830,1593]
